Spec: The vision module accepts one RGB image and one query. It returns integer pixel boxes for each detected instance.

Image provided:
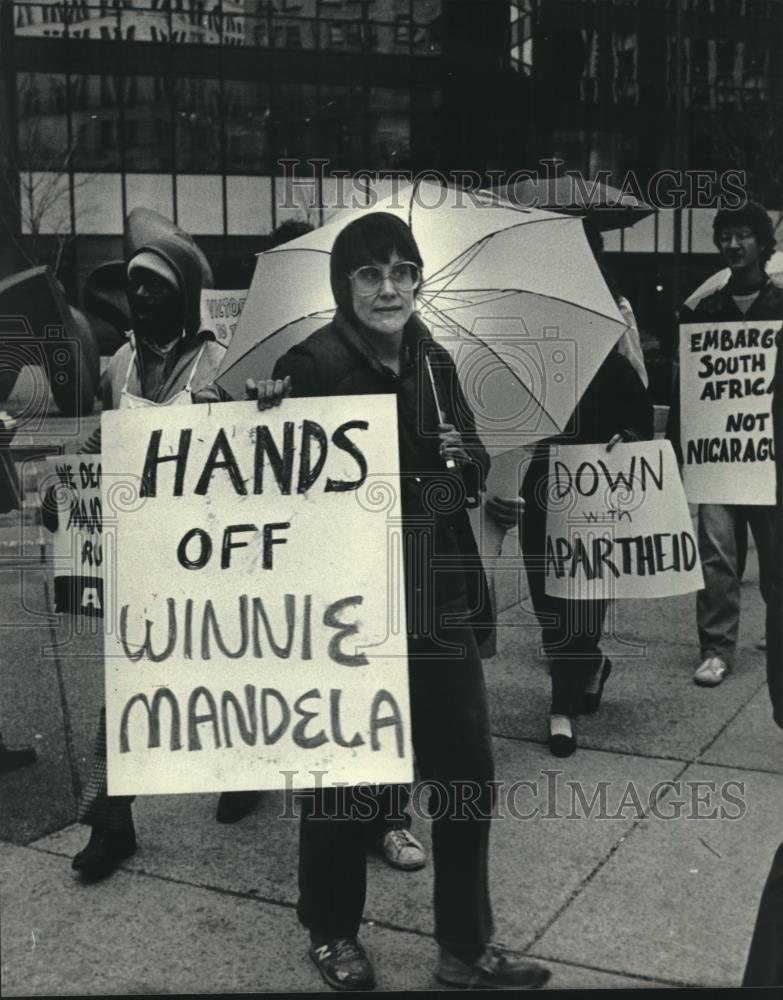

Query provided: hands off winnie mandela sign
[102,396,411,795]
[544,441,703,600]
[680,320,780,504]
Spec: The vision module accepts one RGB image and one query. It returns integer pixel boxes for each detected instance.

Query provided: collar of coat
[713,275,783,317]
[331,309,434,378]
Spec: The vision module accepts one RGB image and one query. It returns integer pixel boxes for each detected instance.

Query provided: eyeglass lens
[352,262,420,293]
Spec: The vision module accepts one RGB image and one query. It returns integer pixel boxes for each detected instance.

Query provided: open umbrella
[495,176,655,232]
[684,250,783,310]
[216,181,630,453]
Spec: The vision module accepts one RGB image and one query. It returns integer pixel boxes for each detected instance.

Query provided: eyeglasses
[348,261,422,296]
[717,229,755,245]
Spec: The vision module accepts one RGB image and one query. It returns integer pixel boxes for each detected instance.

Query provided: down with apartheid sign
[544,440,704,601]
[679,320,780,504]
[101,396,411,795]
[43,455,104,616]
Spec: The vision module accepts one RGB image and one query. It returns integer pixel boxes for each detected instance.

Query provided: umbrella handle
[424,354,457,472]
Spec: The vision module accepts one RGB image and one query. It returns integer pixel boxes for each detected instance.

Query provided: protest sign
[102,396,411,795]
[544,440,703,600]
[44,455,104,616]
[200,289,247,347]
[679,320,780,504]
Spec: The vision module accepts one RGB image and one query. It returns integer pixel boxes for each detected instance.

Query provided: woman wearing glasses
[272,213,550,992]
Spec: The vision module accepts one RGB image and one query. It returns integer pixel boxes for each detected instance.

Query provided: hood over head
[126,232,204,338]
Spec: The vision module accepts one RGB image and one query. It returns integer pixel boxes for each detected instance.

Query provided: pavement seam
[490,730,783,776]
[695,676,770,760]
[519,754,695,957]
[527,952,702,988]
[7,842,686,988]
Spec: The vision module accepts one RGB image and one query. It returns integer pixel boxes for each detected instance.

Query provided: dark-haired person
[667,201,781,687]
[273,212,550,992]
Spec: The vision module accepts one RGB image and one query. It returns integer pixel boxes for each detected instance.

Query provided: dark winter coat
[522,349,655,515]
[272,309,496,654]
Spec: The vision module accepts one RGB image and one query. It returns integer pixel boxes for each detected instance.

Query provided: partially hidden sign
[44,455,104,616]
[679,320,780,504]
[544,440,703,600]
[102,396,412,795]
[200,289,247,347]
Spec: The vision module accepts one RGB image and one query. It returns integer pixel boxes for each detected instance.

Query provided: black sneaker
[71,826,137,882]
[309,937,376,991]
[436,943,550,989]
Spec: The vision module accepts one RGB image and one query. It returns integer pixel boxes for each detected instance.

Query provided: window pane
[173,78,222,173]
[124,76,174,172]
[318,85,366,170]
[226,176,274,235]
[177,175,224,235]
[367,88,411,169]
[273,83,319,163]
[126,173,174,219]
[16,73,69,169]
[70,75,121,171]
[224,81,272,174]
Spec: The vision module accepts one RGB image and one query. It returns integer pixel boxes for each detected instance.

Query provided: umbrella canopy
[217,181,630,453]
[684,250,783,310]
[495,176,655,232]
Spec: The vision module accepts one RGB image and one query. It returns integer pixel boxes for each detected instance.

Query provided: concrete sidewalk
[1,402,781,993]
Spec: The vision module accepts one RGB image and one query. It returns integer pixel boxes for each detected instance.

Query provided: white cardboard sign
[102,396,412,794]
[544,440,704,600]
[44,455,104,616]
[679,320,779,504]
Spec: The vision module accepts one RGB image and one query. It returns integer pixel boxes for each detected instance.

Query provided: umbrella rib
[421,298,564,432]
[265,246,332,258]
[218,309,333,383]
[419,286,629,326]
[423,215,574,286]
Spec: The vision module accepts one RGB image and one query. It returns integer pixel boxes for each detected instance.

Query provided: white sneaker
[694,655,729,687]
[378,828,426,871]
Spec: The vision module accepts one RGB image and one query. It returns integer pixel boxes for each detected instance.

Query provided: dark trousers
[765,513,782,727]
[78,707,135,832]
[743,842,783,987]
[297,620,495,961]
[522,501,608,717]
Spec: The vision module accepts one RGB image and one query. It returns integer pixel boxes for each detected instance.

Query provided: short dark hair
[713,201,776,263]
[330,212,424,317]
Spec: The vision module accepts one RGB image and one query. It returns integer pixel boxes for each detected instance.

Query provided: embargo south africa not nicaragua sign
[101,396,412,795]
[679,320,780,504]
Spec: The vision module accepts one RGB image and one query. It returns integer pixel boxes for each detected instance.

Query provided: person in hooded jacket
[67,231,287,882]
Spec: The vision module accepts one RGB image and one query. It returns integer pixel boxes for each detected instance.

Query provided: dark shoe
[580,657,613,715]
[0,744,36,774]
[216,790,261,823]
[309,937,375,991]
[436,943,551,989]
[549,715,576,758]
[72,826,136,881]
